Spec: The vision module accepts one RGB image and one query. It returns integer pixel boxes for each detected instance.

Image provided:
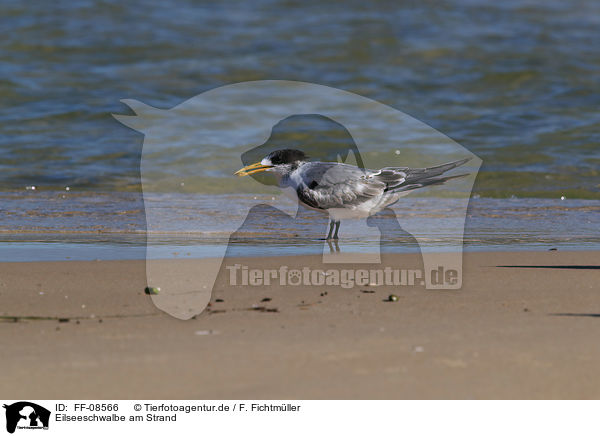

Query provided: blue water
[0,192,598,261]
[1,1,598,260]
[1,0,599,197]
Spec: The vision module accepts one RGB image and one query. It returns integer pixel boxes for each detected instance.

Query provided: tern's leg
[326,220,335,240]
[333,220,341,239]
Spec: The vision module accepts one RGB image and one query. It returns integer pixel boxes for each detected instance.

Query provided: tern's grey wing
[294,162,386,209]
[382,158,471,192]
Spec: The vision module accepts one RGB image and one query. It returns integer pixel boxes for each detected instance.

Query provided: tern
[235,149,470,240]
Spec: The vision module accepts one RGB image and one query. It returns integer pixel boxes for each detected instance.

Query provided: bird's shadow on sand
[497,265,600,270]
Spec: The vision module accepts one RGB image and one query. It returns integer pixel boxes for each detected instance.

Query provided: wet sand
[1,250,599,399]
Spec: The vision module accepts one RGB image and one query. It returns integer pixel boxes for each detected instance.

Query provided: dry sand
[1,250,599,399]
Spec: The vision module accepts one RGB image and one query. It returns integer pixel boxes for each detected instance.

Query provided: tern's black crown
[265,149,307,165]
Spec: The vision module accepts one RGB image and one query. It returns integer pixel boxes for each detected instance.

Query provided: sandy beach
[1,250,598,399]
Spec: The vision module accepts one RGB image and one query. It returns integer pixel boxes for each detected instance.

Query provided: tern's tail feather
[384,157,471,193]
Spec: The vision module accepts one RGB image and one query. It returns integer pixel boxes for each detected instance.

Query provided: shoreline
[2,245,600,264]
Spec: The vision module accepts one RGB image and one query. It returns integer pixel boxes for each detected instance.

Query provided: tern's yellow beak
[234,162,273,177]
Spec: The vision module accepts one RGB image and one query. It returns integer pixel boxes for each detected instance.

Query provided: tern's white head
[234,149,308,177]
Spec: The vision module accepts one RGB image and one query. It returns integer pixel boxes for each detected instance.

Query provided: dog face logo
[3,402,50,434]
[114,80,481,319]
